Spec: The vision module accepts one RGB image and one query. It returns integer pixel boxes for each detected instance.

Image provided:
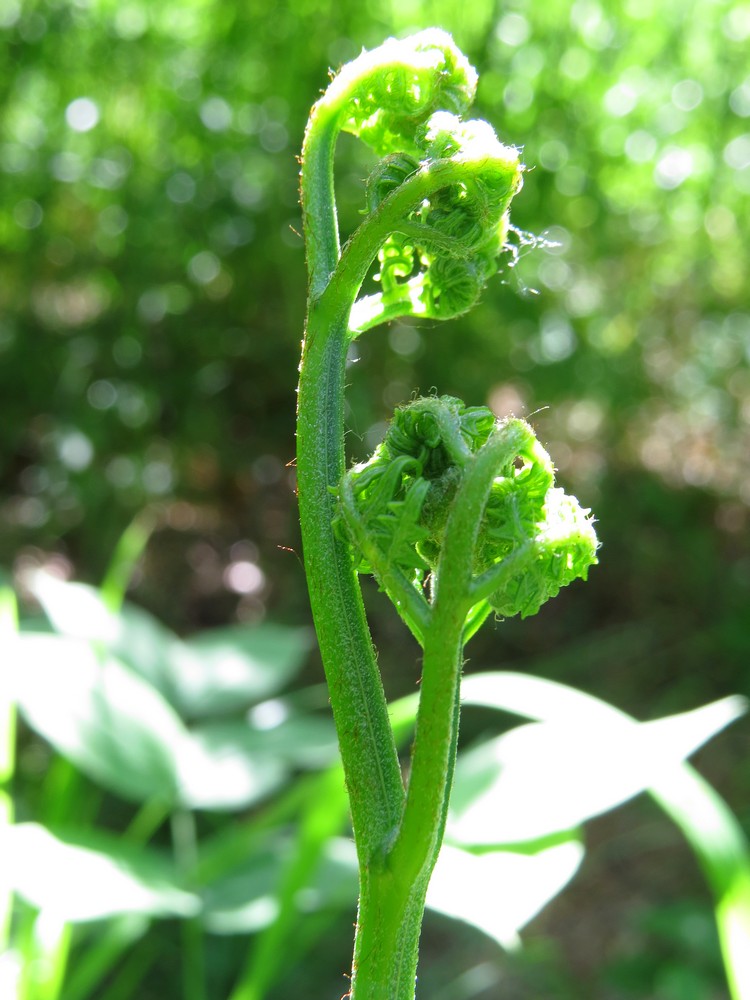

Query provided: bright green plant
[296,29,750,999]
[296,30,593,995]
[2,26,749,1000]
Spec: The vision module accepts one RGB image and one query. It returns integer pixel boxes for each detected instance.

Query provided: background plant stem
[0,584,17,951]
[170,809,206,1000]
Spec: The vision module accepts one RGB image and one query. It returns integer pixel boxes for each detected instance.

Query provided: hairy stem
[297,298,405,861]
[351,428,527,998]
[300,105,340,298]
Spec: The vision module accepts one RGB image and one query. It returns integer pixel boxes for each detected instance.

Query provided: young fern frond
[301,28,479,297]
[296,29,597,999]
[332,29,478,157]
[349,109,524,333]
[338,396,598,630]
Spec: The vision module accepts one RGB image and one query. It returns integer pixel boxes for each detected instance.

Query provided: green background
[2,0,749,995]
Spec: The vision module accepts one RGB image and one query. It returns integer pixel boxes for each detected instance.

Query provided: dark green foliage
[2,0,750,997]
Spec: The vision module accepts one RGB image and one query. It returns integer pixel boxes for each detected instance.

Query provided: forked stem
[296,31,595,999]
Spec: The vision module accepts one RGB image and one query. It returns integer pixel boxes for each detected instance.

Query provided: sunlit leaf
[451,677,745,844]
[29,573,121,644]
[201,836,357,935]
[28,574,313,717]
[459,670,750,994]
[176,724,288,812]
[427,837,584,949]
[460,670,631,724]
[173,623,314,718]
[242,709,339,768]
[28,573,186,704]
[176,711,337,811]
[10,634,184,803]
[1,824,199,922]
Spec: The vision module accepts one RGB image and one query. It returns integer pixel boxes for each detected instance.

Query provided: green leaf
[460,669,632,723]
[201,836,357,935]
[29,573,313,717]
[28,573,187,703]
[1,824,199,922]
[176,711,337,811]
[174,624,313,718]
[459,672,750,998]
[201,837,281,934]
[450,676,745,844]
[176,723,287,812]
[11,634,184,804]
[29,572,120,642]
[427,837,584,949]
[242,709,339,769]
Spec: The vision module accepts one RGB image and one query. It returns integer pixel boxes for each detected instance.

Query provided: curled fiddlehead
[301,29,524,330]
[349,110,524,331]
[331,28,478,156]
[338,396,599,641]
[301,28,482,297]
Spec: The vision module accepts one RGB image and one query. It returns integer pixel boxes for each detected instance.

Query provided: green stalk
[300,104,340,299]
[298,78,416,996]
[297,297,405,861]
[296,32,534,997]
[650,764,750,998]
[170,809,206,1000]
[392,428,527,876]
[0,583,18,950]
[350,428,530,998]
[298,76,406,867]
[297,76,459,996]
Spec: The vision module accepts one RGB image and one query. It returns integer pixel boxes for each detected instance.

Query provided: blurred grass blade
[61,917,149,1000]
[0,582,18,952]
[19,914,72,1000]
[649,766,750,1000]
[93,936,163,1000]
[101,512,156,614]
[227,766,350,1000]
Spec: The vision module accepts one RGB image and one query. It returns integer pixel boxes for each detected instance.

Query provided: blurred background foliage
[2,0,750,995]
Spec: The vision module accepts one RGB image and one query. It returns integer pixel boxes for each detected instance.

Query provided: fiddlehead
[333,29,478,157]
[338,396,599,633]
[349,110,524,331]
[301,28,480,296]
[301,29,523,329]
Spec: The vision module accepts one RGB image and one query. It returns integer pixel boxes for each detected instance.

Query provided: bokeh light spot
[65,98,100,133]
[224,560,265,595]
[188,251,221,285]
